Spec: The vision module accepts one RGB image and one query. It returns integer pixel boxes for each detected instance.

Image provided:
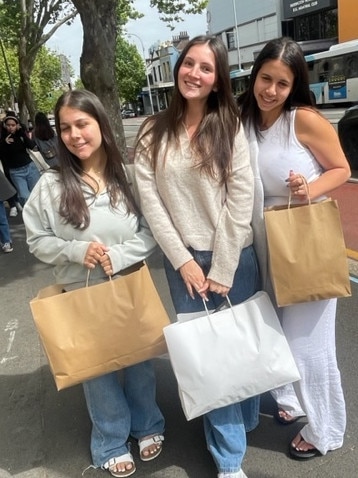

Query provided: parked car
[121,109,136,119]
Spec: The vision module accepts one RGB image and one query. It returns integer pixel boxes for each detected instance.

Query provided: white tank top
[258,109,322,207]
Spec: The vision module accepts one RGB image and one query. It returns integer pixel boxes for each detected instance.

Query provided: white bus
[306,40,358,106]
[230,39,358,107]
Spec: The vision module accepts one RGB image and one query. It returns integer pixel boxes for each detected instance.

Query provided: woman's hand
[83,242,109,269]
[286,170,309,201]
[99,253,113,276]
[207,279,230,297]
[179,259,209,300]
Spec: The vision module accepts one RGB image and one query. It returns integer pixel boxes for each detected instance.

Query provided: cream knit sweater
[135,125,254,287]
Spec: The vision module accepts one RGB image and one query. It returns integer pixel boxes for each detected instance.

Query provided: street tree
[31,47,63,114]
[0,0,77,123]
[116,37,145,106]
[0,43,18,110]
[1,0,207,154]
[71,0,207,156]
[0,42,63,114]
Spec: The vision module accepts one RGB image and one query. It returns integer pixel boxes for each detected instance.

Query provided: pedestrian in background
[0,119,22,217]
[32,111,59,168]
[238,36,350,460]
[0,111,40,206]
[23,89,165,478]
[135,35,260,478]
[0,169,16,252]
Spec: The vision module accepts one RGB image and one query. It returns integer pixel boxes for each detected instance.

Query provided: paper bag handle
[85,269,112,287]
[288,174,311,208]
[84,261,145,286]
[202,295,234,316]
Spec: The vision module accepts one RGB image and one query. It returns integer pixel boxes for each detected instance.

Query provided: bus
[230,39,358,108]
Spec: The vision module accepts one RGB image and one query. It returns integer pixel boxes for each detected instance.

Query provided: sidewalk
[0,209,357,478]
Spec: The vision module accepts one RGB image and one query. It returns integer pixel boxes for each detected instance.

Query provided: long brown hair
[136,35,241,185]
[238,37,315,139]
[54,89,139,229]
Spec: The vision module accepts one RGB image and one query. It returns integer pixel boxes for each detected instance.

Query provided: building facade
[141,32,189,114]
[206,0,356,72]
[138,1,357,113]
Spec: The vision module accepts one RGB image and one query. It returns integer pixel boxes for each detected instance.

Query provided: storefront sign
[283,0,337,18]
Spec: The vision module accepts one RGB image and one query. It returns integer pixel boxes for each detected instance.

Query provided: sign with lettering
[283,0,337,18]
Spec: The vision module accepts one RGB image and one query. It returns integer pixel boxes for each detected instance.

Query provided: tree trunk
[72,0,127,159]
[17,56,36,125]
[17,30,37,125]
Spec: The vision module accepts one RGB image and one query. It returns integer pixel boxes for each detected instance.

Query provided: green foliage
[74,77,84,90]
[31,47,63,113]
[0,0,77,121]
[0,43,19,109]
[150,0,208,27]
[116,0,143,33]
[0,0,21,44]
[116,36,146,103]
[0,42,66,113]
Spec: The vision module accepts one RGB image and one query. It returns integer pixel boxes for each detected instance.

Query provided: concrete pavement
[0,211,357,478]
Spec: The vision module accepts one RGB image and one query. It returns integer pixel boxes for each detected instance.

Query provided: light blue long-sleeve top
[23,170,157,286]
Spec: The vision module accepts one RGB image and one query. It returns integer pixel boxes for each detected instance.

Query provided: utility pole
[0,39,18,111]
[231,0,241,70]
[127,33,154,115]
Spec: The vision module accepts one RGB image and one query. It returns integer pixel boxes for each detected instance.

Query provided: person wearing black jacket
[0,111,40,206]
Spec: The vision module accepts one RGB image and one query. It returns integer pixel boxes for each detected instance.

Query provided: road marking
[1,319,18,365]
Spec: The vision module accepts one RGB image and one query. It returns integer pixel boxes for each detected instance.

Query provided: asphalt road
[0,213,357,478]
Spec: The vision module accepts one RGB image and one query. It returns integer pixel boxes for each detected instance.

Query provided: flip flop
[274,408,303,425]
[289,434,321,460]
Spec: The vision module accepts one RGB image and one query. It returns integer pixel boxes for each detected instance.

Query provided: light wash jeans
[0,201,11,244]
[9,162,40,206]
[82,360,165,468]
[164,245,261,474]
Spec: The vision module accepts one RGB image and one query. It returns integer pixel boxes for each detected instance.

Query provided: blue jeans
[0,201,11,244]
[9,162,40,206]
[82,360,165,468]
[164,245,261,473]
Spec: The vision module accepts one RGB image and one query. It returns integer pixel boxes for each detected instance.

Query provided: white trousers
[271,298,346,455]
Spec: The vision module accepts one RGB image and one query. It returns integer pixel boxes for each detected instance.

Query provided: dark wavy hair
[33,112,55,140]
[136,35,241,185]
[238,37,314,138]
[54,89,138,229]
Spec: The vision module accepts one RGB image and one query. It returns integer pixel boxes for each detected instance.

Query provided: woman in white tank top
[239,37,350,460]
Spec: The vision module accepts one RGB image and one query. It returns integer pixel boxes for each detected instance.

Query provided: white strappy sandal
[103,452,136,477]
[138,434,164,462]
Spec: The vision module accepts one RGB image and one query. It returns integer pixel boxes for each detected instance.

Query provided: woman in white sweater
[135,35,260,478]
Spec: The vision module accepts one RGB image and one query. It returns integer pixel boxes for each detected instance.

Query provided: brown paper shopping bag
[30,262,170,390]
[264,199,351,307]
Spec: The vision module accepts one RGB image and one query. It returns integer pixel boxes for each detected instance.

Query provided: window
[295,9,338,41]
[226,30,236,50]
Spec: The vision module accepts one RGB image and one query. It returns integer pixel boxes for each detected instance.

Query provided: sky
[47,2,208,78]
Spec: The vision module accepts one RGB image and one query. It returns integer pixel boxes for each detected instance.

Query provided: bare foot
[139,434,163,461]
[291,433,316,451]
[278,409,295,421]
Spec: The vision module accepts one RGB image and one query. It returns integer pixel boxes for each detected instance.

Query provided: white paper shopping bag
[164,291,300,420]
